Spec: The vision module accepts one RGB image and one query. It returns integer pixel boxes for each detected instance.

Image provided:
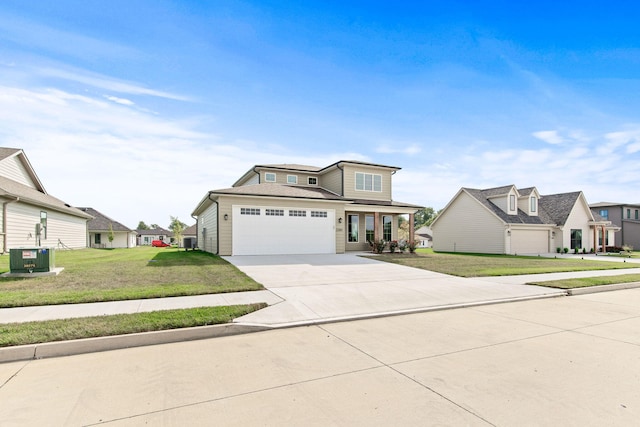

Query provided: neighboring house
[136,227,172,246]
[431,185,618,255]
[0,147,93,252]
[192,161,422,256]
[181,224,197,248]
[414,226,433,248]
[590,202,640,250]
[78,207,137,248]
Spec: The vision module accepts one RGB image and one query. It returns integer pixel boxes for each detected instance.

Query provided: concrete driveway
[225,253,566,326]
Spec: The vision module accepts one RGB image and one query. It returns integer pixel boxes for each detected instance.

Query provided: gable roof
[0,175,92,219]
[136,227,172,236]
[447,186,586,227]
[77,207,134,232]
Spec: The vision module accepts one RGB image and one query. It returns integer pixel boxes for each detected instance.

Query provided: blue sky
[1,1,639,228]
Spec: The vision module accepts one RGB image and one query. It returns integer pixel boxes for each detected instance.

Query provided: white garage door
[511,229,548,255]
[232,206,336,255]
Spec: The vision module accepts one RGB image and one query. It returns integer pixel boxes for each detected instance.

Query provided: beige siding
[259,171,318,186]
[510,229,549,254]
[320,168,343,195]
[341,164,393,201]
[198,203,218,254]
[212,195,345,256]
[432,191,506,254]
[0,156,36,188]
[5,202,87,249]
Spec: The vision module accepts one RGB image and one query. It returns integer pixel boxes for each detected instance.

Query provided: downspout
[207,192,220,255]
[336,162,344,196]
[190,213,198,250]
[2,196,19,254]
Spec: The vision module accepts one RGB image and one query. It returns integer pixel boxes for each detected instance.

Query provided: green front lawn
[0,247,263,307]
[369,249,638,277]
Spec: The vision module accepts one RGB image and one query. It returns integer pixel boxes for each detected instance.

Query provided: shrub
[563,247,569,253]
[389,240,399,253]
[556,247,561,253]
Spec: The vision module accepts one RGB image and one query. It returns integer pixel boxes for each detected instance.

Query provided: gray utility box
[9,247,56,273]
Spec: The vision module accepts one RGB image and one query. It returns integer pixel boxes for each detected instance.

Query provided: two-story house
[432,185,618,255]
[191,161,422,256]
[590,202,640,250]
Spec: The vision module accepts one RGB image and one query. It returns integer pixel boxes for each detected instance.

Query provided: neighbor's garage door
[510,229,548,255]
[232,206,335,255]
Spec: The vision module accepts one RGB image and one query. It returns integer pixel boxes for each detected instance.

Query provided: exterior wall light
[338,217,342,223]
[224,214,229,220]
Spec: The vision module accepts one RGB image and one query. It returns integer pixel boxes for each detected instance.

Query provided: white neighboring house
[78,207,137,248]
[136,228,172,245]
[0,147,92,252]
[432,185,618,255]
[414,226,433,248]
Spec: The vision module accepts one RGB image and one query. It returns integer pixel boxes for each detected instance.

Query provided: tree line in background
[398,207,440,241]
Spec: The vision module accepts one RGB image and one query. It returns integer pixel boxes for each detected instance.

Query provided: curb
[0,323,270,364]
[565,281,640,296]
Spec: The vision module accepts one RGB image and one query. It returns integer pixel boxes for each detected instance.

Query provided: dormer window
[509,195,516,212]
[287,175,297,184]
[530,196,537,212]
[265,173,276,182]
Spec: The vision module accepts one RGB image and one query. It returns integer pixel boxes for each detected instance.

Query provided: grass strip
[0,304,266,347]
[367,249,638,277]
[526,274,640,289]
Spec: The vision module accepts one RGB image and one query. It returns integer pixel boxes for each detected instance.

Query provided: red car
[151,240,170,247]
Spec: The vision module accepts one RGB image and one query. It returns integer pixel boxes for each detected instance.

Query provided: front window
[627,209,631,219]
[287,175,298,184]
[530,196,537,212]
[636,210,639,220]
[95,233,101,244]
[383,215,392,241]
[265,173,276,182]
[570,229,582,250]
[355,172,382,192]
[348,215,359,242]
[599,209,609,220]
[365,215,375,242]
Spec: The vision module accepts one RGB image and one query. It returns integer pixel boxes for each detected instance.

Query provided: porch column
[409,213,415,245]
[593,227,597,253]
[602,225,607,253]
[374,212,380,241]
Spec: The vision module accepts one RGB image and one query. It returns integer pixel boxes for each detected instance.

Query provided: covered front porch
[343,204,420,252]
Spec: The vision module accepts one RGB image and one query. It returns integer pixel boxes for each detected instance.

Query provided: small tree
[108,223,115,248]
[169,216,186,246]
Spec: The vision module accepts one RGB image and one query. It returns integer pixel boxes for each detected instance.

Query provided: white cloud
[375,143,421,155]
[104,95,135,106]
[532,130,565,144]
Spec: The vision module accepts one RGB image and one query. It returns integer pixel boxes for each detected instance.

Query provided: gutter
[2,196,19,254]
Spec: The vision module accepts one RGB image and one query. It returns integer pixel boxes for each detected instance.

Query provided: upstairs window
[308,177,317,185]
[287,175,298,184]
[636,210,639,220]
[355,172,382,192]
[627,209,632,219]
[599,209,609,220]
[265,173,276,182]
[530,196,537,212]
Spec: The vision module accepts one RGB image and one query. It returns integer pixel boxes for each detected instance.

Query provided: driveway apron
[224,253,565,327]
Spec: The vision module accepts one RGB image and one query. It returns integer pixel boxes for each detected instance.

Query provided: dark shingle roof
[77,207,133,232]
[136,227,172,236]
[0,148,21,161]
[464,186,582,226]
